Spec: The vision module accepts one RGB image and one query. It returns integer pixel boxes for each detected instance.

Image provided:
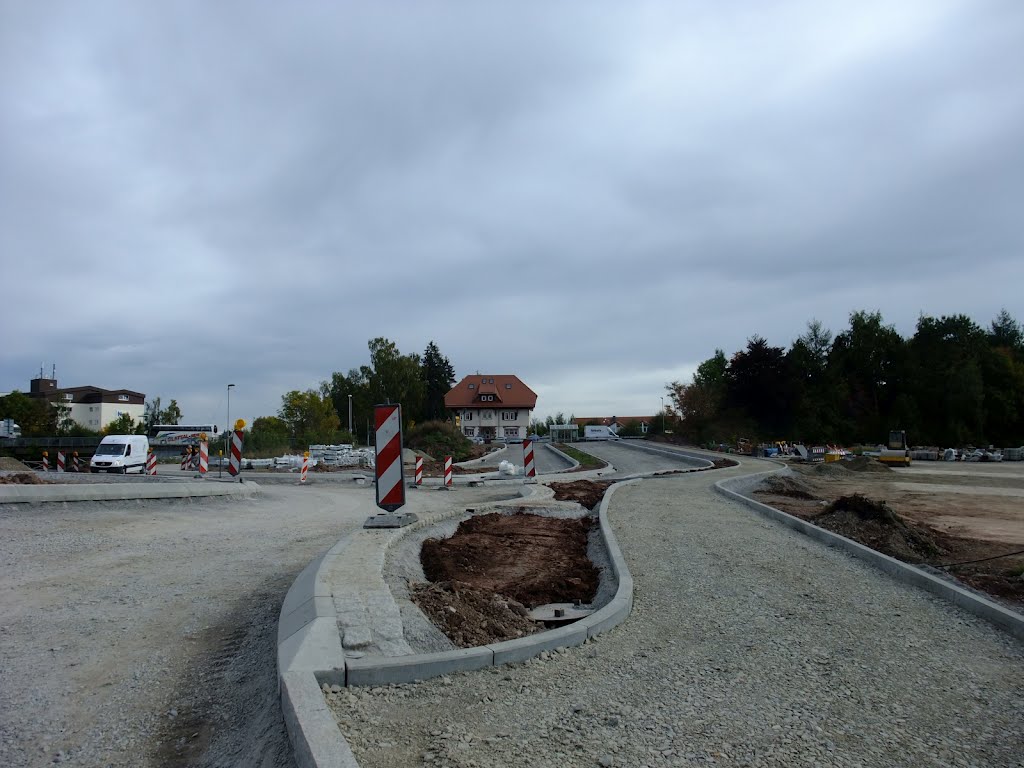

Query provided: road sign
[374,404,405,511]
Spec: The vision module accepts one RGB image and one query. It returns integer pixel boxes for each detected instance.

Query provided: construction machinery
[879,430,911,467]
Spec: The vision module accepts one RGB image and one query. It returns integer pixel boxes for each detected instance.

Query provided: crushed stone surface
[330,465,1024,768]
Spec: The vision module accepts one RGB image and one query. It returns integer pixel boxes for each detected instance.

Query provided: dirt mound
[410,581,540,648]
[0,472,47,485]
[757,475,817,499]
[814,494,944,562]
[844,456,892,473]
[0,457,32,471]
[420,512,599,609]
[548,480,613,510]
[810,462,851,477]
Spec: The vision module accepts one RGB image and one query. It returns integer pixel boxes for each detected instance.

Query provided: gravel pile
[329,470,1024,767]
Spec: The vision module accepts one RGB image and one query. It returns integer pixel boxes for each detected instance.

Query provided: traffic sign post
[364,403,417,528]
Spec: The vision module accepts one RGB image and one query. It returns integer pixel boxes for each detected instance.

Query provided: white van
[90,435,150,474]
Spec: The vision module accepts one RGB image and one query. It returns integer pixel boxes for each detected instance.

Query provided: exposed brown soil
[0,472,48,485]
[416,511,601,647]
[409,581,540,647]
[548,480,614,510]
[753,462,1024,608]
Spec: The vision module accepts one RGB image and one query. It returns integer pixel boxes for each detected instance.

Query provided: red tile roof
[444,375,538,409]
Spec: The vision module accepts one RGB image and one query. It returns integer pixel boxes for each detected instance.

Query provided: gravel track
[0,484,374,768]
[329,466,1024,767]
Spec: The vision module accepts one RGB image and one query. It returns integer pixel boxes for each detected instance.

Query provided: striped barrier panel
[228,431,244,476]
[415,456,423,486]
[72,452,81,472]
[42,452,49,472]
[56,451,66,473]
[199,441,208,474]
[523,439,535,480]
[301,452,309,483]
[444,456,452,488]
[373,404,405,510]
[146,451,157,476]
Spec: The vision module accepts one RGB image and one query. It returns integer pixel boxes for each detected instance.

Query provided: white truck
[90,434,149,474]
[583,425,620,441]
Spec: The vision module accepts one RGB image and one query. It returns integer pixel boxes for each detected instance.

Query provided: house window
[463,427,476,436]
[483,411,493,420]
[63,393,73,401]
[118,394,129,402]
[504,426,520,438]
[463,411,473,422]
[468,383,475,389]
[505,383,512,389]
[501,411,517,421]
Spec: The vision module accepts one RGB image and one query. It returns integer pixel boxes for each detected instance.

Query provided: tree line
[666,310,1024,448]
[247,338,456,454]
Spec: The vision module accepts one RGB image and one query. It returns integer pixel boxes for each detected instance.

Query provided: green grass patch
[553,443,607,470]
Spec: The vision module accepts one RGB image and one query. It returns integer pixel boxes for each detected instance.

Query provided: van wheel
[121,467,128,475]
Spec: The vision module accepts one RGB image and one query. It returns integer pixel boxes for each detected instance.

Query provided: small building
[28,374,145,431]
[444,374,537,441]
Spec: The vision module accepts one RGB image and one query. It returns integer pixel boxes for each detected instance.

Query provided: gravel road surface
[331,463,1024,768]
[0,480,517,768]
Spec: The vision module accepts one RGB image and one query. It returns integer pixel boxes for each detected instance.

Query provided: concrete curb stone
[0,479,260,503]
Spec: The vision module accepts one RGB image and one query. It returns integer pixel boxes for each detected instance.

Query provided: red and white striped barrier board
[228,431,244,476]
[42,452,49,472]
[72,452,81,472]
[199,441,208,474]
[301,452,309,483]
[146,451,157,476]
[415,456,423,486]
[374,404,405,511]
[444,456,452,488]
[181,453,189,471]
[56,451,66,473]
[523,439,535,480]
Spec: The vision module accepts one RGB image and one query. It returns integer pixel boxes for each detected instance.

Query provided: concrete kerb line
[277,478,640,768]
[0,480,261,504]
[713,471,1024,642]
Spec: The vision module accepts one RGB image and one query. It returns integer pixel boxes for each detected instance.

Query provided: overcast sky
[2,1,1023,427]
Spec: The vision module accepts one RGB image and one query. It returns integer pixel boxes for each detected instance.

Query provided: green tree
[725,337,794,439]
[104,412,138,435]
[421,341,456,422]
[0,391,56,436]
[144,397,182,428]
[787,320,837,442]
[323,368,372,445]
[279,389,341,446]
[248,415,292,455]
[361,338,425,424]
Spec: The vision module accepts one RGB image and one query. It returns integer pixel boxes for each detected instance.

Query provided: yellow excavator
[879,429,911,467]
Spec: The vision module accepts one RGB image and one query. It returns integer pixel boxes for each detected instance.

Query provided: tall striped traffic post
[415,456,423,486]
[42,451,49,472]
[198,439,209,475]
[444,456,453,489]
[72,451,80,472]
[180,451,188,471]
[56,451,66,473]
[227,420,245,479]
[146,450,158,476]
[300,451,309,483]
[364,404,416,528]
[523,439,536,483]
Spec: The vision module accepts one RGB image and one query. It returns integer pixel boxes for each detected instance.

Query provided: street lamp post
[224,383,235,477]
[348,394,353,440]
[660,396,665,433]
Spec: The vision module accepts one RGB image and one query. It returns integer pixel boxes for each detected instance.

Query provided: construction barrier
[301,451,309,483]
[42,451,49,472]
[415,456,423,486]
[180,452,189,471]
[72,452,81,472]
[373,404,405,510]
[56,451,66,473]
[228,430,244,477]
[146,450,157,476]
[198,441,208,474]
[444,456,452,488]
[523,439,535,480]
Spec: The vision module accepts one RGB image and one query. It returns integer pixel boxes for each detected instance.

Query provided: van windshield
[95,443,127,456]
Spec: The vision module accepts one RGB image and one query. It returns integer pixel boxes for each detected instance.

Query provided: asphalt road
[566,439,710,477]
